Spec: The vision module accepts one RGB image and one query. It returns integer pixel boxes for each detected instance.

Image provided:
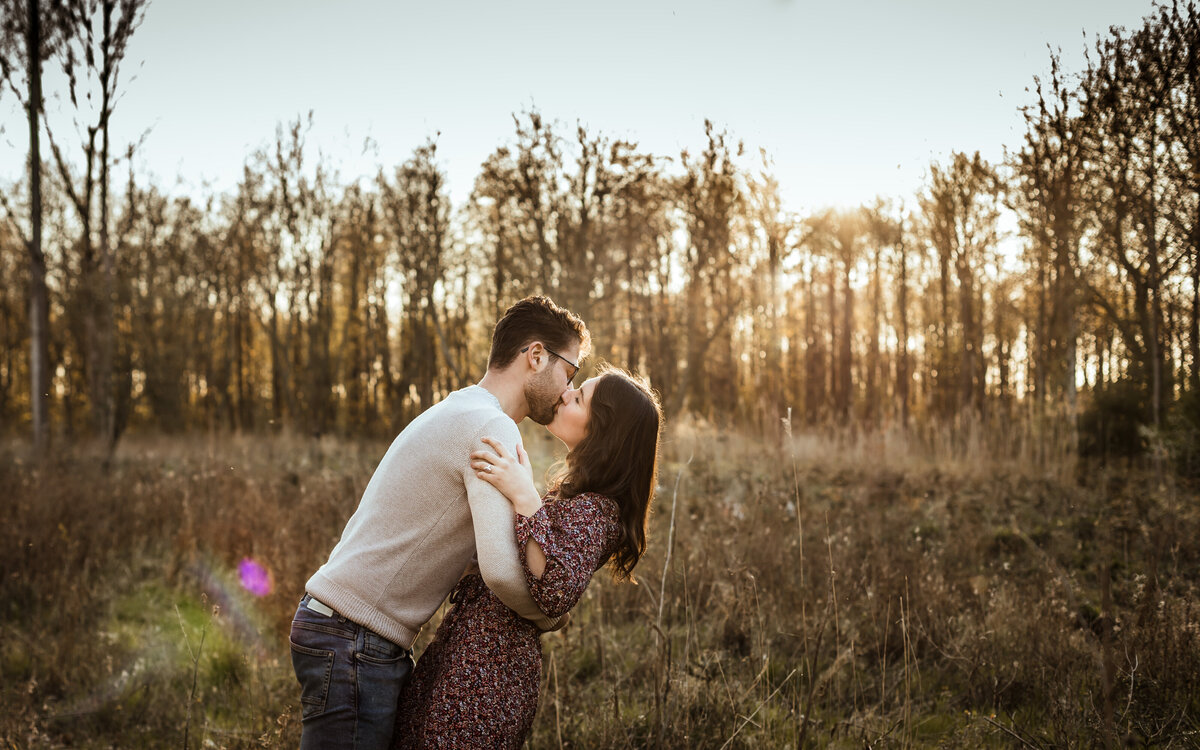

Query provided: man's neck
[477,370,527,423]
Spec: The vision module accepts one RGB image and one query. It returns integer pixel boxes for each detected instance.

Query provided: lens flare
[238,557,273,597]
[191,558,270,656]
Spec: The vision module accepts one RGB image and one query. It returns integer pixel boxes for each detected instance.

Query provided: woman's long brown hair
[550,367,662,580]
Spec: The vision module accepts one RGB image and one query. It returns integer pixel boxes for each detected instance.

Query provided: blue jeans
[290,594,414,749]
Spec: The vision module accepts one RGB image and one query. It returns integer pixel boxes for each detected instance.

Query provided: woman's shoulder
[552,492,621,558]
[560,491,620,521]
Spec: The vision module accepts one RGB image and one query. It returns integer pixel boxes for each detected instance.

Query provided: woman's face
[547,376,598,450]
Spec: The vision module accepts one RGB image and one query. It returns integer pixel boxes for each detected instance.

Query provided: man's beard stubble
[524,368,561,425]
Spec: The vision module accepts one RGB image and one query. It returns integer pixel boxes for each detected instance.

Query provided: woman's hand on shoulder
[471,437,543,516]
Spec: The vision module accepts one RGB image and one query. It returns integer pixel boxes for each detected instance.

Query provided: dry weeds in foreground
[2,422,1198,748]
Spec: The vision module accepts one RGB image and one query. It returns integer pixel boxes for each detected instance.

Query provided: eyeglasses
[522,345,579,384]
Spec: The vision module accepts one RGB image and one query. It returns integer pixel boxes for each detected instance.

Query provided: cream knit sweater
[305,385,558,647]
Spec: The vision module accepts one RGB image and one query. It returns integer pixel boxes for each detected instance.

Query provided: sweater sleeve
[513,493,619,619]
[464,416,562,631]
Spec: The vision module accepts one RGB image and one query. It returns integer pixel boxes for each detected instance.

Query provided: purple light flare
[238,557,273,597]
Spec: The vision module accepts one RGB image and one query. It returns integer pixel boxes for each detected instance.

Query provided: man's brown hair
[488,296,591,370]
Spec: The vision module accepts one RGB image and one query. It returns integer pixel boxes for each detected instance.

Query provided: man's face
[524,341,581,425]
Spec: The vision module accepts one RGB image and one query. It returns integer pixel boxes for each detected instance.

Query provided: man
[290,296,589,749]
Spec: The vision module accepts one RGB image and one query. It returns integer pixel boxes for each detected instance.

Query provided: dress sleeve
[514,492,619,619]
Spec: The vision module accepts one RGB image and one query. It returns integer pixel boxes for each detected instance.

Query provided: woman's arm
[524,537,547,578]
[513,494,618,618]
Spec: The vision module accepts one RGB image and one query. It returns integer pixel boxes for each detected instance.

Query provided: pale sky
[0,0,1156,214]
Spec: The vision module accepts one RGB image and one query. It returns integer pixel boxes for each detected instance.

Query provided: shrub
[1079,379,1148,459]
[1165,387,1200,480]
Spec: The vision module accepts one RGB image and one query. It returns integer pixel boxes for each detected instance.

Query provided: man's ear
[524,342,545,370]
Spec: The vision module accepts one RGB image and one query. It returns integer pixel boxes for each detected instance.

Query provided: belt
[299,594,411,657]
[304,594,336,617]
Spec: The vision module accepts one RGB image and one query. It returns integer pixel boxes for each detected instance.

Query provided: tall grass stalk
[177,602,212,750]
[720,667,797,749]
[653,452,689,741]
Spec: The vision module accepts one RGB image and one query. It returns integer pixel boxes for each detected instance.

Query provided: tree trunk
[937,246,951,417]
[765,233,781,438]
[234,250,249,430]
[995,298,1008,405]
[897,237,910,427]
[1192,233,1200,391]
[26,0,50,455]
[804,261,819,423]
[96,0,118,453]
[840,261,853,419]
[827,265,838,421]
[868,245,881,424]
[674,267,706,416]
[1145,128,1164,428]
[957,253,976,413]
[269,297,283,428]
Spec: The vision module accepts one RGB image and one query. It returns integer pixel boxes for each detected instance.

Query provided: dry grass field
[2,421,1198,748]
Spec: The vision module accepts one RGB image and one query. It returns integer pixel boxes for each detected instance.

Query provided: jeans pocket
[359,630,407,663]
[354,646,414,745]
[290,640,335,720]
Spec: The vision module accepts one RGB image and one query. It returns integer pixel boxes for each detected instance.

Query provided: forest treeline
[1,1,1199,465]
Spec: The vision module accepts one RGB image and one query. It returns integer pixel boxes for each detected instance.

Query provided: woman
[393,367,662,749]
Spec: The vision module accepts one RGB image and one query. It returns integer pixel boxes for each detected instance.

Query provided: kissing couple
[290,295,663,748]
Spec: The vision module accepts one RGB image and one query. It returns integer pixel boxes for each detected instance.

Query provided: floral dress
[393,491,620,750]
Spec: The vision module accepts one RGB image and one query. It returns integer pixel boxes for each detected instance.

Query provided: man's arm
[463,422,562,631]
[466,471,562,630]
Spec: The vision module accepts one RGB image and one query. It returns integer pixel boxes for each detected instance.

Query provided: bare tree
[865,200,906,425]
[746,150,796,435]
[796,214,830,424]
[920,152,1000,416]
[37,0,148,453]
[1079,18,1186,427]
[380,139,454,422]
[1154,2,1200,392]
[675,121,743,418]
[805,208,865,420]
[1011,49,1091,434]
[0,0,73,454]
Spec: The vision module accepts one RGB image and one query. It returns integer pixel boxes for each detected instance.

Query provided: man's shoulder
[411,387,518,441]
